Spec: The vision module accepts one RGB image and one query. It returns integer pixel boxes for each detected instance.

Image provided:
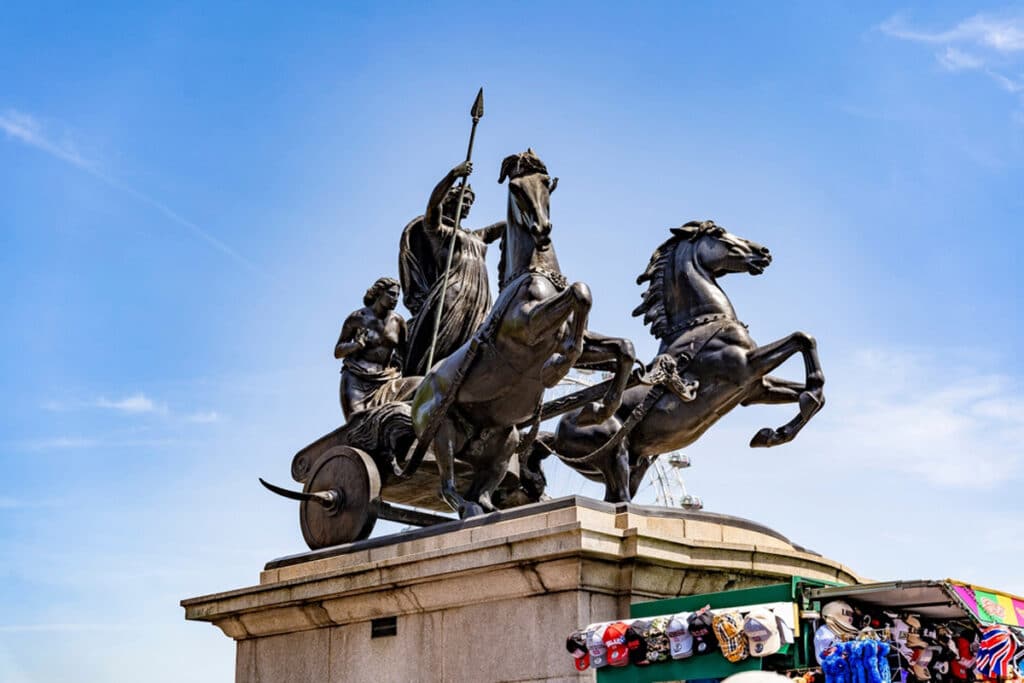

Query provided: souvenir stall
[565,578,1024,683]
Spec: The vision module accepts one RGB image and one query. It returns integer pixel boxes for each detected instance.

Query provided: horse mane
[632,220,724,339]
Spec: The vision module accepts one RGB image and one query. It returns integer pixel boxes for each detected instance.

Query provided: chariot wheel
[300,445,381,549]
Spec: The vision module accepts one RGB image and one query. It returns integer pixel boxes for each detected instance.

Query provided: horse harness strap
[662,312,744,340]
[566,322,727,468]
[393,269,558,479]
[500,266,568,292]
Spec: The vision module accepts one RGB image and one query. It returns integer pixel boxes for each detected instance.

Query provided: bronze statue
[405,149,634,518]
[261,90,827,549]
[526,220,825,502]
[399,162,505,376]
[334,277,415,419]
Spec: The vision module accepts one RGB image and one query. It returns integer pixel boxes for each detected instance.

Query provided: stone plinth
[182,497,860,682]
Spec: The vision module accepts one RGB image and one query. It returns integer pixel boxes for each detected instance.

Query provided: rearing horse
[533,220,826,502]
[410,150,633,518]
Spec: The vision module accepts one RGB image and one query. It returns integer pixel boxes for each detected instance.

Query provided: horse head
[673,220,772,277]
[499,148,559,251]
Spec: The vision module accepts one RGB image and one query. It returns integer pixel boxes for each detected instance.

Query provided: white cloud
[880,13,1024,122]
[881,13,1024,53]
[0,108,260,273]
[94,393,166,415]
[802,349,1024,487]
[937,46,985,71]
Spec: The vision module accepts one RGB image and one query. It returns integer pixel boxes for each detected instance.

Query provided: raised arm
[472,220,506,244]
[424,161,473,234]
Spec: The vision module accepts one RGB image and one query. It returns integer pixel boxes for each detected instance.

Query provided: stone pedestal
[182,497,860,682]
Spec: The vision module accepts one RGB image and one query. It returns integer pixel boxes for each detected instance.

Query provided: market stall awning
[805,579,1024,626]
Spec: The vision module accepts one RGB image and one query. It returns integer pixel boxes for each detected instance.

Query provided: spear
[425,87,485,370]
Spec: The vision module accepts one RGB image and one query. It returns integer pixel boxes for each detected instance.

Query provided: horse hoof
[458,502,484,519]
[750,427,775,448]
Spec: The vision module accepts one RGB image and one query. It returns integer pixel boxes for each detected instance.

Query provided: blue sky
[2,2,1023,681]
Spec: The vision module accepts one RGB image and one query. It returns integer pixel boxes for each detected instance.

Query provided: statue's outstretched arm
[473,221,506,244]
[424,161,473,235]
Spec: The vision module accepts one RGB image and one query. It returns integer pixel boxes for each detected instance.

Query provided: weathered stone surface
[182,497,860,682]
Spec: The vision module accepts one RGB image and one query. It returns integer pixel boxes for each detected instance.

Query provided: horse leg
[522,283,592,382]
[598,441,631,503]
[573,331,636,426]
[433,419,481,518]
[519,432,555,502]
[628,453,653,500]
[740,375,805,406]
[466,427,518,513]
[742,332,825,448]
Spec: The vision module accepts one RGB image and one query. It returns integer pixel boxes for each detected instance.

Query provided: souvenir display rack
[568,578,1024,683]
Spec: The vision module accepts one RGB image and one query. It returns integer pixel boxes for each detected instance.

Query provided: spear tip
[471,87,484,119]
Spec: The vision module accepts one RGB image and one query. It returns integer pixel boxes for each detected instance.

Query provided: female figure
[334,277,409,419]
[399,161,505,375]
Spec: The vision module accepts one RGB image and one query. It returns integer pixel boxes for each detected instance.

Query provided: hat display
[688,608,718,655]
[911,644,935,681]
[646,616,672,664]
[667,613,694,659]
[625,619,652,666]
[565,629,590,671]
[587,623,609,669]
[905,615,930,649]
[822,600,859,638]
[744,607,783,658]
[603,621,631,667]
[713,610,749,663]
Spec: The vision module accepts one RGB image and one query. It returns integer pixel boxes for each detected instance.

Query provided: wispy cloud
[0,109,260,273]
[880,13,1024,53]
[806,349,1024,488]
[94,393,167,415]
[879,12,1024,120]
[937,46,985,72]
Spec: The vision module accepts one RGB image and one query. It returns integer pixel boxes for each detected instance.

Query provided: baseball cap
[822,600,858,638]
[587,623,609,668]
[646,616,672,664]
[713,610,749,663]
[603,621,631,667]
[905,615,929,649]
[688,607,719,655]
[667,613,695,659]
[566,629,590,671]
[744,607,782,657]
[625,619,652,666]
